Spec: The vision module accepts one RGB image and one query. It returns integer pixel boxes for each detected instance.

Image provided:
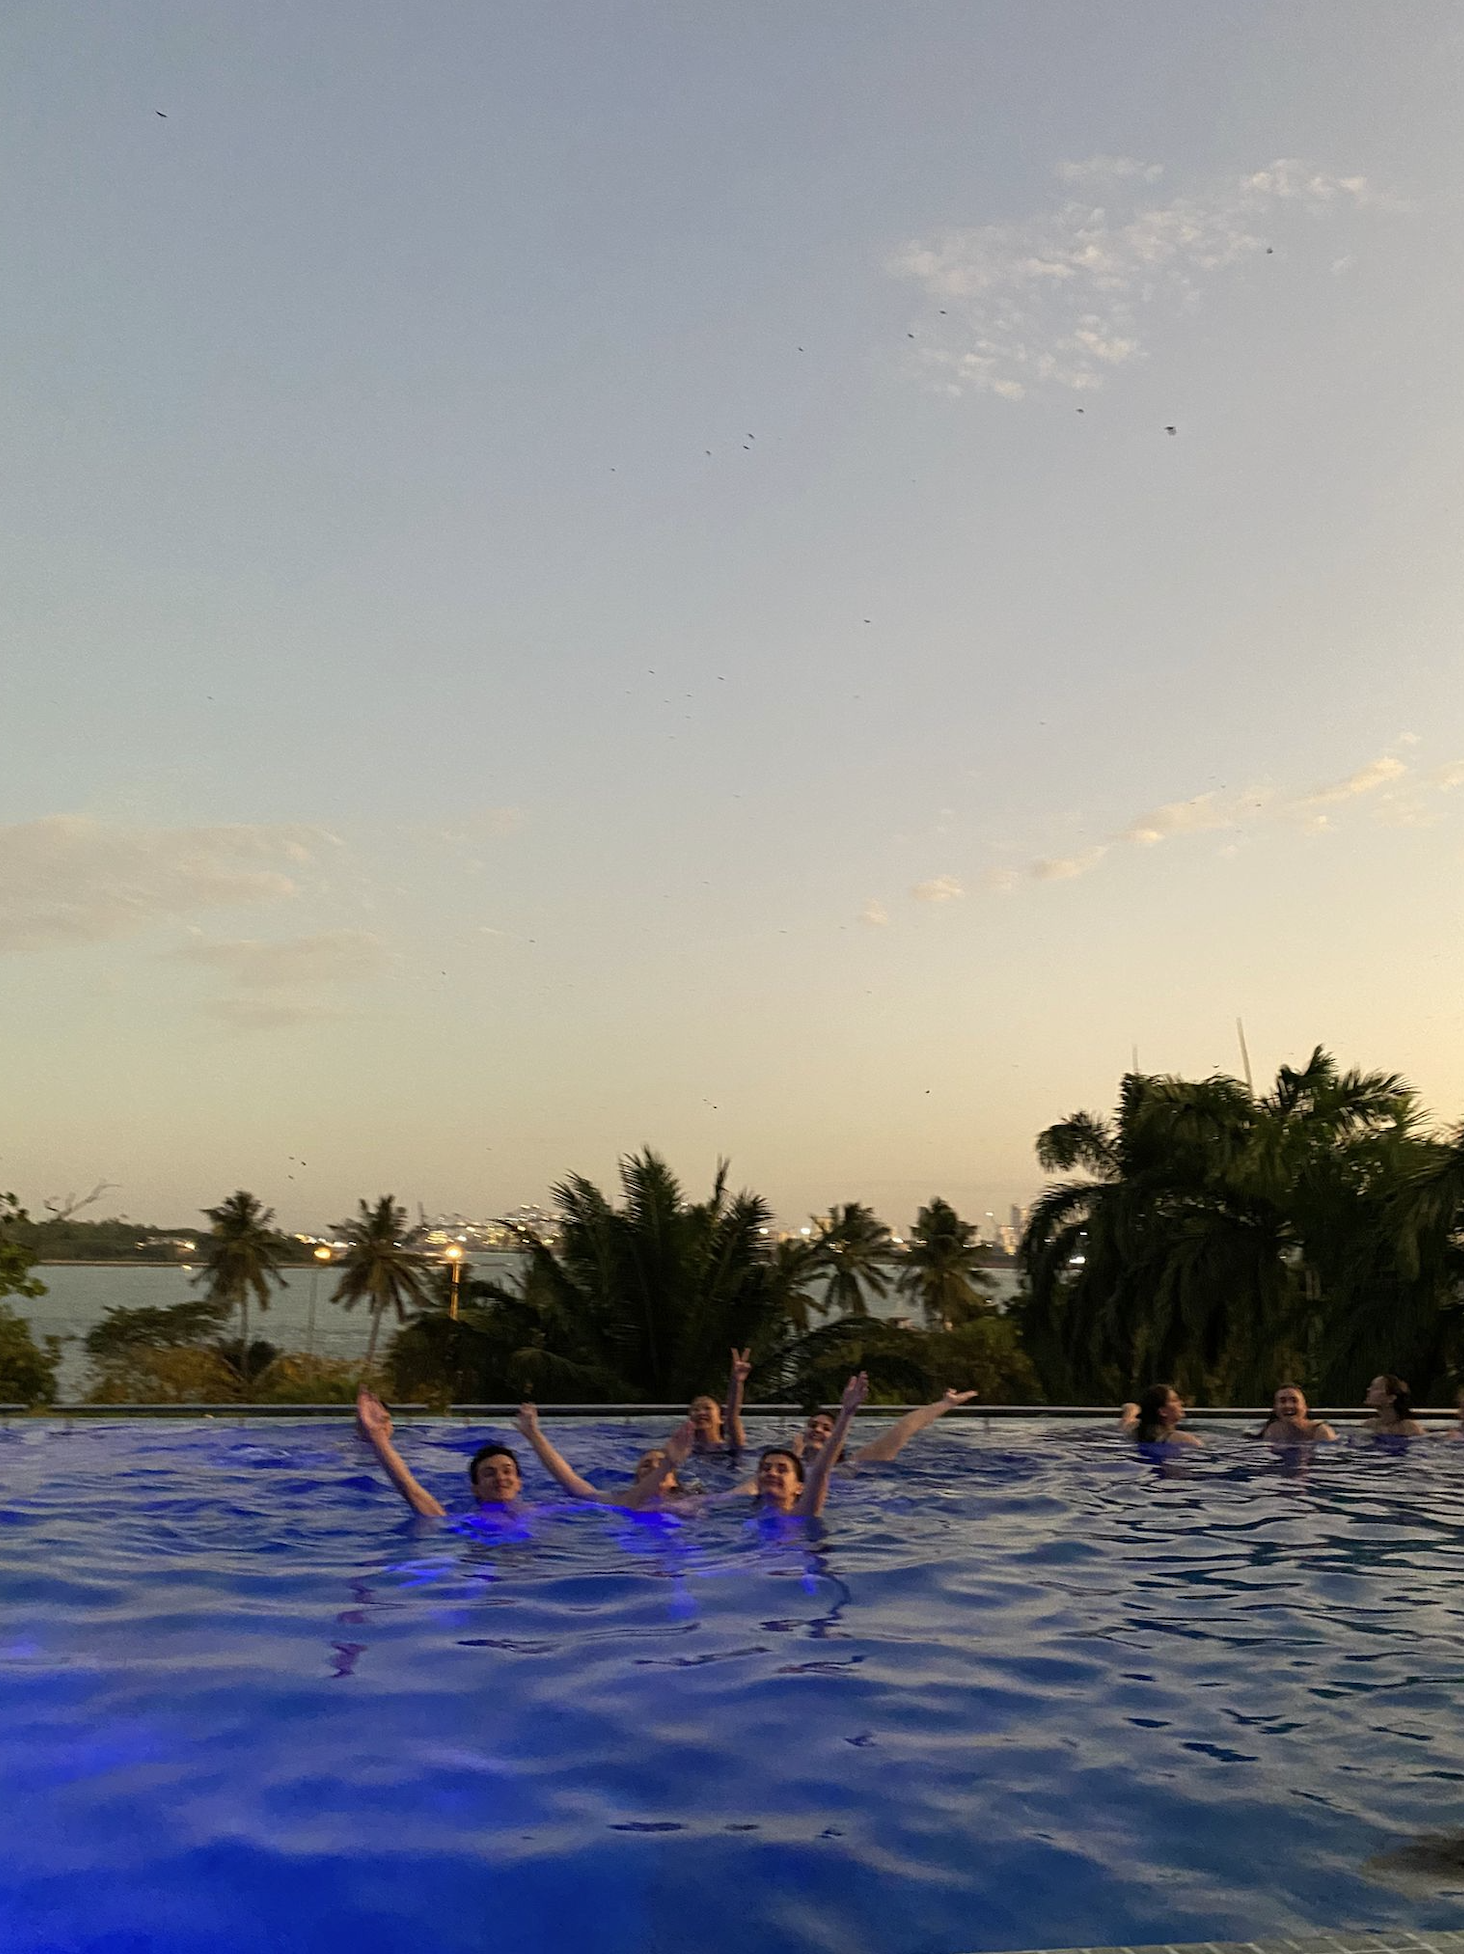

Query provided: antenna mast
[1236,1017,1254,1094]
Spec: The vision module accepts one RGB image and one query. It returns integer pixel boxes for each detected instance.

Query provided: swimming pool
[3,1416,1463,1954]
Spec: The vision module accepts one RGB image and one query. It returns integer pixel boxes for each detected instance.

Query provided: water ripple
[2,1416,1464,1953]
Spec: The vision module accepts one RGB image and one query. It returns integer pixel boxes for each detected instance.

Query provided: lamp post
[307,1244,332,1357]
[445,1243,464,1321]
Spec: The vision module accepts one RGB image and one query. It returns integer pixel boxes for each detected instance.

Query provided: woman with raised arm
[793,1388,977,1466]
[355,1389,523,1516]
[1120,1384,1203,1448]
[684,1348,753,1455]
[1363,1373,1425,1438]
[1254,1384,1336,1444]
[513,1404,694,1509]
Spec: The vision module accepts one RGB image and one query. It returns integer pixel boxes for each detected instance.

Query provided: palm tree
[192,1191,287,1385]
[899,1197,996,1330]
[1020,1051,1443,1403]
[332,1196,435,1375]
[447,1150,807,1404]
[813,1202,896,1317]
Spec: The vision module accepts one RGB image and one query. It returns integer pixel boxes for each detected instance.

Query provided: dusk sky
[4,3,1464,1233]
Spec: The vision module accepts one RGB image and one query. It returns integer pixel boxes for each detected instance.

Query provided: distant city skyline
[5,5,1464,1231]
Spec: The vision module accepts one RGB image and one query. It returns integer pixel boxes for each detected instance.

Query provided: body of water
[1,1415,1462,1953]
[21,1260,1022,1400]
[22,1256,526,1399]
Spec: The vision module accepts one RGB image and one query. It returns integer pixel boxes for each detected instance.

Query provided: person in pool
[792,1388,978,1466]
[684,1348,752,1455]
[512,1403,696,1510]
[1363,1373,1425,1437]
[1119,1384,1203,1448]
[355,1389,521,1516]
[746,1372,870,1516]
[1254,1384,1337,1444]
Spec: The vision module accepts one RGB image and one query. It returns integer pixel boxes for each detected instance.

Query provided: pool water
[3,1417,1464,1954]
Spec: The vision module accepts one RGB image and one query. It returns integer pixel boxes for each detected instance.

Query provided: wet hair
[1377,1374,1416,1421]
[1132,1383,1178,1445]
[1254,1383,1307,1439]
[636,1449,682,1490]
[468,1442,520,1486]
[758,1445,806,1483]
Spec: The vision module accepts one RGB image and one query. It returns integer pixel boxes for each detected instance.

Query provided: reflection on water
[1,1416,1463,1954]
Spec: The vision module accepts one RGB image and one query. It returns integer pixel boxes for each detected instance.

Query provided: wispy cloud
[1055,155,1165,186]
[891,157,1387,400]
[1124,750,1411,849]
[859,899,891,926]
[1298,753,1407,805]
[912,875,964,902]
[172,929,386,990]
[423,807,526,847]
[908,745,1462,912]
[203,997,347,1032]
[1031,847,1108,882]
[0,816,334,954]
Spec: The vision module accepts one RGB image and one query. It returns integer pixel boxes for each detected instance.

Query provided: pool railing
[5,1401,1462,1422]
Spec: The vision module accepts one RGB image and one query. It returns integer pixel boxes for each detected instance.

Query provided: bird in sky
[1165,426,1177,435]
[155,110,166,117]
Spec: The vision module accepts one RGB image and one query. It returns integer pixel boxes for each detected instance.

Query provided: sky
[3,2,1464,1234]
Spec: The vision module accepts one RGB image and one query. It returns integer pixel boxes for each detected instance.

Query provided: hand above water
[841,1371,870,1413]
[664,1416,696,1466]
[730,1347,753,1387]
[514,1403,541,1438]
[941,1389,978,1409]
[356,1389,392,1444]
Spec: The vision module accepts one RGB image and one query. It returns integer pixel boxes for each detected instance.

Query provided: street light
[444,1242,465,1321]
[307,1244,332,1358]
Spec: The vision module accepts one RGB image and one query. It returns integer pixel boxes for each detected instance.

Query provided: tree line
[2,1047,1461,1408]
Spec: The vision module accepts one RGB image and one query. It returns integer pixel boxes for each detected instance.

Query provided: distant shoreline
[32,1258,318,1269]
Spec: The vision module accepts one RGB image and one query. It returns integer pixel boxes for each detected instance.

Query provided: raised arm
[356,1390,446,1518]
[725,1348,751,1452]
[794,1372,869,1518]
[514,1404,601,1500]
[850,1387,976,1464]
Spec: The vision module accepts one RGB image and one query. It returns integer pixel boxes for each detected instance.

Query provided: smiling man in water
[355,1389,521,1516]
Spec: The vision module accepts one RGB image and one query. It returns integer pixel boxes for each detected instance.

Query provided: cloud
[912,875,964,902]
[1030,847,1108,881]
[1125,788,1270,845]
[1296,753,1406,806]
[891,157,1385,399]
[962,745,1463,903]
[859,899,891,926]
[0,816,331,954]
[1123,751,1408,850]
[425,807,526,846]
[172,929,386,990]
[203,997,346,1031]
[1055,156,1164,185]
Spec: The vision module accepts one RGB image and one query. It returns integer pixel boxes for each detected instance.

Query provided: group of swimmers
[353,1357,1457,1517]
[1121,1373,1441,1446]
[354,1345,978,1519]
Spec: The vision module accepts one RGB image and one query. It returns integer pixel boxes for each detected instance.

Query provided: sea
[19,1258,1019,1402]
